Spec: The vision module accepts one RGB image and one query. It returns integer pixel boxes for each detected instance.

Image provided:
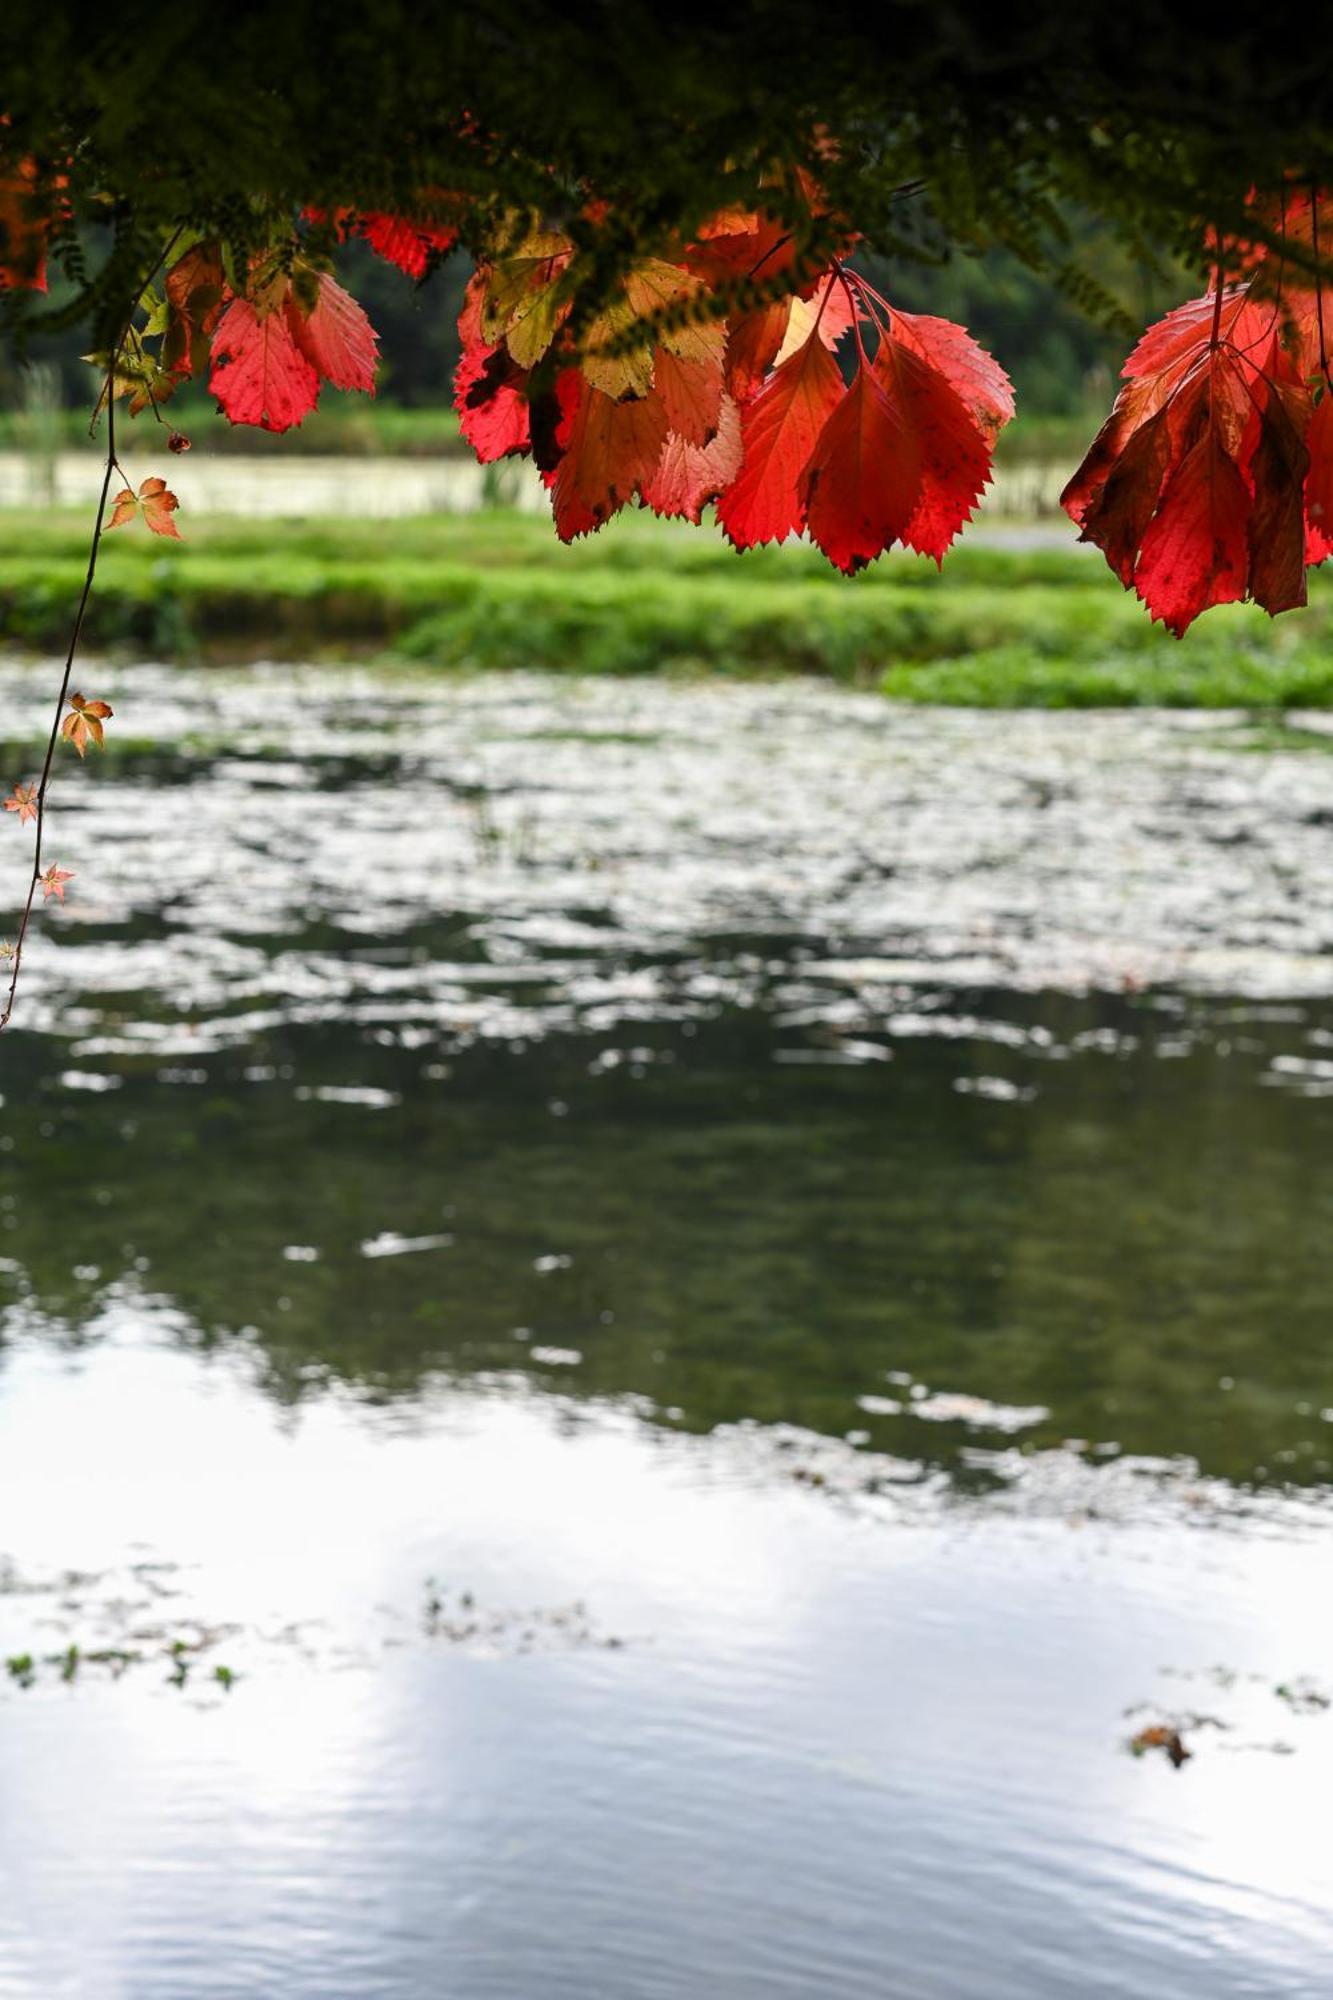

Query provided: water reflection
[3,997,1332,1489]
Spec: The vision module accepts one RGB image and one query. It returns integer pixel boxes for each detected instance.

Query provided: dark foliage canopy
[7,3,1333,339]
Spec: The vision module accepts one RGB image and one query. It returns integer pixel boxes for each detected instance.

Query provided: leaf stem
[1312,183,1332,393]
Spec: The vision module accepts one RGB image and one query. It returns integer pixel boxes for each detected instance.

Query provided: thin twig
[0,351,122,1032]
[1,224,186,1032]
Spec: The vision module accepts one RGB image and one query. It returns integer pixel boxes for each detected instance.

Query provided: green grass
[2,505,1333,705]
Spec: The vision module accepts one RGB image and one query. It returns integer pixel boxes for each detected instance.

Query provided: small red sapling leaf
[167,430,191,454]
[61,692,113,758]
[4,782,38,824]
[39,865,73,903]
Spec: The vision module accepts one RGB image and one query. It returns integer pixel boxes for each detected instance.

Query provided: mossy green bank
[3,507,1333,707]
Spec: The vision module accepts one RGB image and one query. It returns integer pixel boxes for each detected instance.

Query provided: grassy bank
[3,507,1333,706]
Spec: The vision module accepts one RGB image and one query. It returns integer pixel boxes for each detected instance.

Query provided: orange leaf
[106,477,180,538]
[38,864,73,902]
[546,372,669,541]
[61,690,114,756]
[163,241,225,380]
[3,782,38,824]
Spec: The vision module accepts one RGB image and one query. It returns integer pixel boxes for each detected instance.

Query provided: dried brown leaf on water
[1128,1724,1192,1768]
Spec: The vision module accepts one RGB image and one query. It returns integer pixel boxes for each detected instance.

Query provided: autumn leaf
[800,363,920,573]
[1063,285,1316,633]
[1135,426,1251,634]
[546,370,669,540]
[1128,1724,1191,1768]
[0,156,57,291]
[874,326,995,562]
[887,308,1016,446]
[724,300,792,402]
[162,241,226,380]
[358,210,458,279]
[715,329,844,549]
[61,691,113,757]
[1304,389,1333,562]
[4,781,38,824]
[643,393,743,522]
[309,205,458,279]
[454,336,532,461]
[106,476,181,538]
[772,272,858,368]
[653,348,724,446]
[478,227,574,370]
[453,274,533,460]
[287,271,379,393]
[209,295,320,432]
[38,864,73,902]
[1245,333,1311,617]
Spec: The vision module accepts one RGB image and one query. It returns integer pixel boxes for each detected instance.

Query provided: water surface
[1,664,1331,1997]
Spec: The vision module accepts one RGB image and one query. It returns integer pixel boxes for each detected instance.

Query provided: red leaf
[724,301,791,401]
[1123,287,1263,382]
[1065,281,1319,632]
[1073,400,1177,585]
[209,297,320,432]
[287,272,378,394]
[0,158,54,291]
[546,372,669,540]
[887,308,1015,446]
[1134,424,1251,635]
[360,212,457,279]
[874,331,994,561]
[715,331,844,550]
[800,364,920,573]
[653,347,724,445]
[687,211,801,290]
[773,273,858,367]
[1246,336,1311,616]
[643,395,743,522]
[1305,391,1333,562]
[454,337,531,461]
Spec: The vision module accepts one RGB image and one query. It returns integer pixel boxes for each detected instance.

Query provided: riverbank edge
[4,526,1333,706]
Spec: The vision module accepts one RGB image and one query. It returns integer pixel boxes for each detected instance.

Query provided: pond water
[1,664,1332,1997]
[0,447,1074,523]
